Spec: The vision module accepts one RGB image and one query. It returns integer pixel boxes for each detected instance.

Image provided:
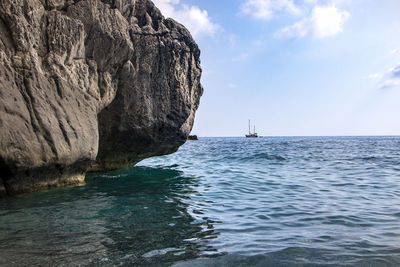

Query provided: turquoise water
[1,137,400,266]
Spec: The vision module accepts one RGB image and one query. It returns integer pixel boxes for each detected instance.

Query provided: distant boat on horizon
[245,120,258,138]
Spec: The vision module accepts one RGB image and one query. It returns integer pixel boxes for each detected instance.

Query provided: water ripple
[1,137,400,265]
[140,136,400,265]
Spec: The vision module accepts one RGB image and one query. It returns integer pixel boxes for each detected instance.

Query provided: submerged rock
[0,0,203,196]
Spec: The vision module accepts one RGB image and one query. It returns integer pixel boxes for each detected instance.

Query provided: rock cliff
[0,0,203,196]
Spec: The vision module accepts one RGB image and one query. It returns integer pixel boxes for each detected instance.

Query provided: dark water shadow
[0,166,218,266]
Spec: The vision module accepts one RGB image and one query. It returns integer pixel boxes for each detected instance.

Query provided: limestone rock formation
[0,0,203,196]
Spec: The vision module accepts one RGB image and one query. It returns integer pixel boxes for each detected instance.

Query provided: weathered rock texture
[0,0,203,197]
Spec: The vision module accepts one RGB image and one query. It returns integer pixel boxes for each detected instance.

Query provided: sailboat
[245,120,258,138]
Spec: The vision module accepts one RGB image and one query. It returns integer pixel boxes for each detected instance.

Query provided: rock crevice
[0,0,203,195]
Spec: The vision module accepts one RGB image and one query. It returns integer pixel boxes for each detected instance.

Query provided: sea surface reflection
[0,167,218,266]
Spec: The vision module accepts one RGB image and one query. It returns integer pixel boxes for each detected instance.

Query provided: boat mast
[254,125,256,134]
[248,119,251,134]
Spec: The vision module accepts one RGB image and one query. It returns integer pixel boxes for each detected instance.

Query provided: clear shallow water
[1,136,400,266]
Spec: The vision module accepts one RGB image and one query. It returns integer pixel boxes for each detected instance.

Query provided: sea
[1,136,400,266]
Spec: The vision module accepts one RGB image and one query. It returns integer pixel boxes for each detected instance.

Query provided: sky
[152,0,400,136]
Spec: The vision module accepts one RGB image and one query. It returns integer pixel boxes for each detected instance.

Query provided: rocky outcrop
[0,0,203,196]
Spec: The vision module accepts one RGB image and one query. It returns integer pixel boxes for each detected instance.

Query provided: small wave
[331,182,355,187]
[346,156,394,162]
[165,164,180,168]
[143,248,179,258]
[345,156,380,162]
[243,153,286,161]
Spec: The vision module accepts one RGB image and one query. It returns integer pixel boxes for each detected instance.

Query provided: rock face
[0,0,203,196]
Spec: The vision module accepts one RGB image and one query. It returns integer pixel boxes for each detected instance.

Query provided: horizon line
[190,134,400,138]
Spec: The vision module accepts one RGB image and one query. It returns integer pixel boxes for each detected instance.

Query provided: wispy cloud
[366,73,383,80]
[365,63,400,89]
[228,34,237,49]
[279,5,349,38]
[380,63,400,89]
[390,48,400,55]
[239,0,302,20]
[303,0,354,5]
[228,83,239,88]
[232,53,250,62]
[382,79,400,89]
[152,0,219,39]
[389,64,400,77]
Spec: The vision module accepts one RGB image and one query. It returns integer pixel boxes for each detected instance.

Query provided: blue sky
[152,0,400,136]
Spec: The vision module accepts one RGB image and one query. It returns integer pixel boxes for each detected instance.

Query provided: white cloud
[240,0,302,20]
[279,5,349,38]
[389,64,400,77]
[381,63,400,89]
[152,0,219,39]
[390,48,400,55]
[382,79,400,89]
[365,63,400,89]
[366,73,383,80]
[304,0,354,5]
